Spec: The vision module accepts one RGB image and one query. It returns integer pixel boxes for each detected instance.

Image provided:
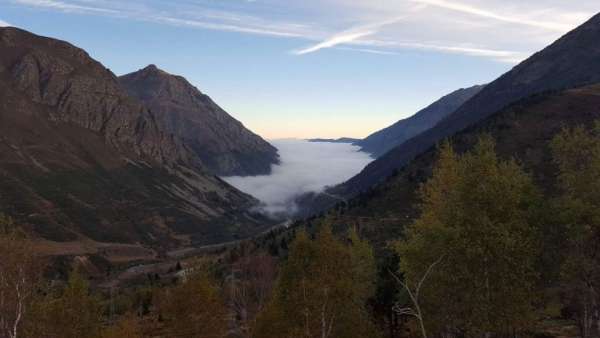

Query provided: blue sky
[1,0,599,139]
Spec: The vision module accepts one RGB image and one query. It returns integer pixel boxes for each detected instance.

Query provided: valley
[2,3,600,338]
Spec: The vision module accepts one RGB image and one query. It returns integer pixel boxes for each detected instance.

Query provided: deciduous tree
[229,253,277,337]
[27,270,103,338]
[396,137,540,337]
[551,123,600,337]
[254,225,379,338]
[157,269,227,338]
[0,215,41,338]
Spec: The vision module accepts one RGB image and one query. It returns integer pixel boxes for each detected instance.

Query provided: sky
[224,139,372,217]
[1,0,599,139]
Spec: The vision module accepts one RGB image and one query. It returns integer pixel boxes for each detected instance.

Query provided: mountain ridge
[0,27,272,248]
[326,11,600,199]
[356,85,484,157]
[119,65,279,177]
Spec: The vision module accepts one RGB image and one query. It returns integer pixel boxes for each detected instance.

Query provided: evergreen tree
[396,136,540,337]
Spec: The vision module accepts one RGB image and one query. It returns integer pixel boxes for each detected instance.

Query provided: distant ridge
[308,137,361,144]
[357,85,484,157]
[333,11,600,197]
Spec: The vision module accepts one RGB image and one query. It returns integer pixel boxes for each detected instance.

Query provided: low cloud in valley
[223,139,372,217]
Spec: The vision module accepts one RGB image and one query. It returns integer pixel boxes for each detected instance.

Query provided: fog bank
[223,139,372,217]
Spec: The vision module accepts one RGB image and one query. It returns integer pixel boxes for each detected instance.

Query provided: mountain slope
[307,83,600,247]
[0,27,271,248]
[333,12,600,197]
[357,85,484,157]
[119,65,279,176]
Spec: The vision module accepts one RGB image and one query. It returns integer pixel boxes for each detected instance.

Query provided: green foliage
[396,136,540,336]
[254,225,380,338]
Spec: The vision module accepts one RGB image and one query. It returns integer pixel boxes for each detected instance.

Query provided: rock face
[357,85,484,158]
[119,65,279,177]
[0,27,272,247]
[329,12,600,197]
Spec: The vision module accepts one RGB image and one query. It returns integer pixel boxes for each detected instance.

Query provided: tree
[551,123,600,337]
[101,313,143,338]
[229,253,277,337]
[391,255,444,338]
[254,225,379,338]
[27,270,103,338]
[157,269,228,338]
[0,215,41,338]
[396,137,540,337]
[348,227,377,304]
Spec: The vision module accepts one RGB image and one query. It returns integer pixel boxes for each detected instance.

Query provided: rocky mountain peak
[119,67,279,176]
[0,27,269,247]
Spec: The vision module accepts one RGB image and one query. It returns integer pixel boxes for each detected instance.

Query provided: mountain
[327,12,600,199]
[0,27,272,248]
[357,85,484,157]
[298,83,600,247]
[307,137,361,144]
[119,65,279,177]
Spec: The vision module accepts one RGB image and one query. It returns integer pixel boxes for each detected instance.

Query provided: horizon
[2,0,599,139]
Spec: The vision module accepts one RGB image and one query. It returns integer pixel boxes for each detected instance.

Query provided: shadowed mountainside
[297,83,600,247]
[119,65,279,177]
[323,12,600,202]
[356,85,484,158]
[0,27,272,248]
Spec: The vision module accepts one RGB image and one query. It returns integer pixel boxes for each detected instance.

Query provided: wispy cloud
[8,0,600,63]
[409,0,574,32]
[14,0,118,13]
[152,16,307,38]
[337,47,400,56]
[292,17,403,55]
[0,20,11,27]
[11,0,317,38]
[359,39,528,63]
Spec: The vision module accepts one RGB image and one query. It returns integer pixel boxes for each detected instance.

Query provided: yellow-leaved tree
[254,225,379,338]
[27,270,104,338]
[157,268,228,338]
[551,122,600,338]
[0,214,41,338]
[396,136,540,337]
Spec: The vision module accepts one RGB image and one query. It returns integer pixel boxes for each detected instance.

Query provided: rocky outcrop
[119,65,279,176]
[0,27,272,247]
